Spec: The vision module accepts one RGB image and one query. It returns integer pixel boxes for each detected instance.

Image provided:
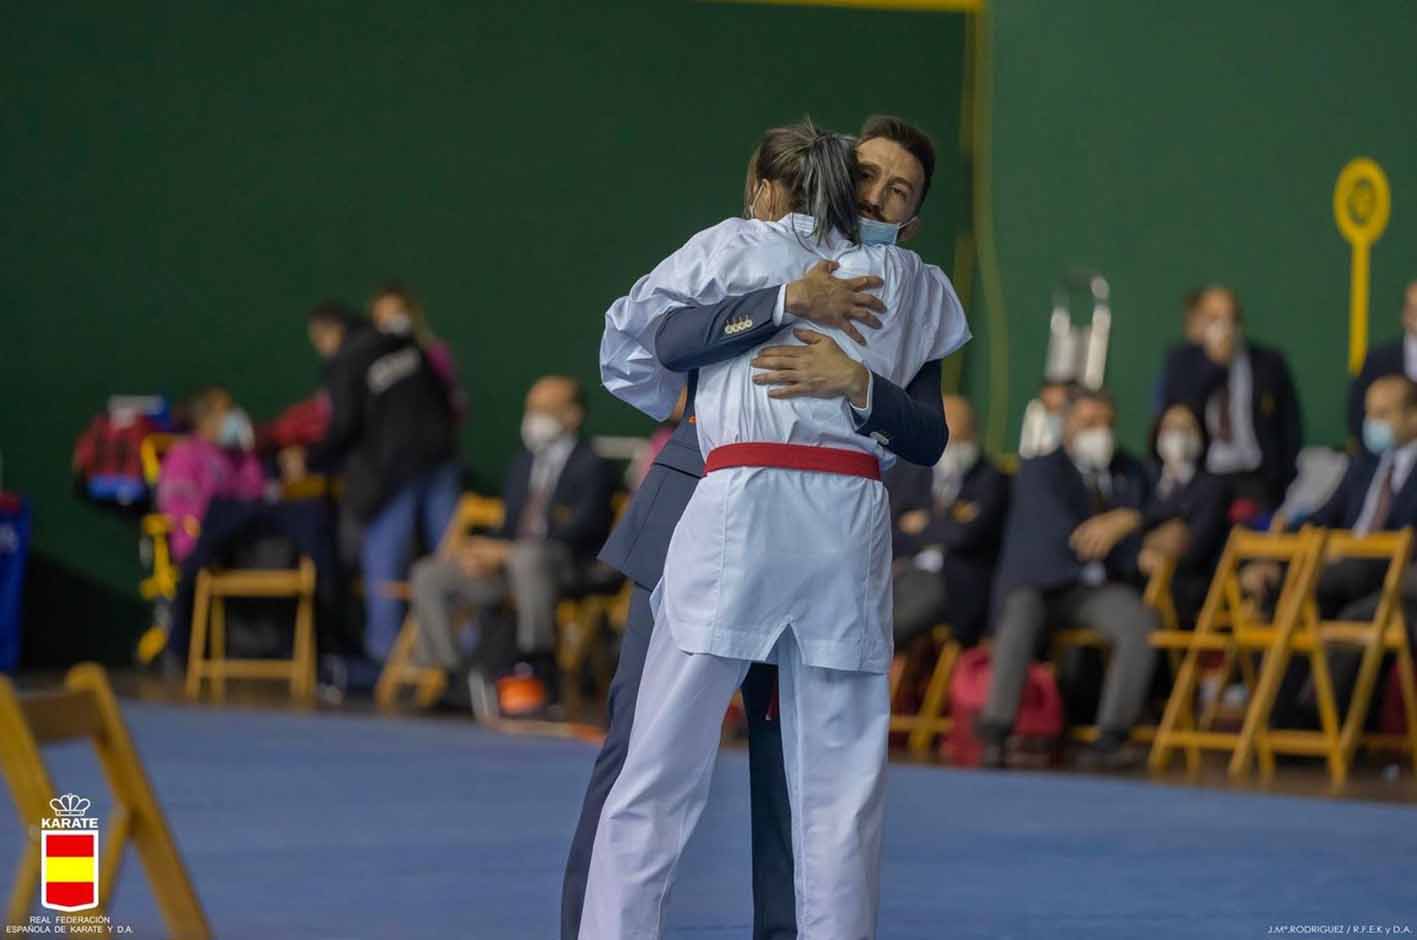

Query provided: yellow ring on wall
[1333,157,1390,246]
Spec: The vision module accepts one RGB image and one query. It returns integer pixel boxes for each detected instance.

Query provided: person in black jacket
[977,388,1159,770]
[887,395,1009,648]
[1159,285,1302,513]
[1142,402,1233,627]
[409,376,616,702]
[286,300,460,666]
[1347,279,1417,448]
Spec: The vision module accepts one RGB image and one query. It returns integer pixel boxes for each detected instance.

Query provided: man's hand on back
[784,260,885,345]
[751,329,870,408]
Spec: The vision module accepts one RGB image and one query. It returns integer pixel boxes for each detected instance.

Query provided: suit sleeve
[1272,353,1303,496]
[652,287,784,372]
[852,359,948,466]
[1305,464,1352,530]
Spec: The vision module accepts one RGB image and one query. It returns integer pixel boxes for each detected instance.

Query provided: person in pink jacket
[157,387,267,563]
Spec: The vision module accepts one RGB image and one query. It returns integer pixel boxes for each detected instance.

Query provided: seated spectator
[369,280,468,423]
[284,299,461,668]
[1161,285,1302,514]
[976,388,1159,770]
[1243,374,1417,723]
[157,387,265,563]
[887,395,1009,649]
[1140,402,1232,626]
[409,375,616,713]
[1348,279,1417,449]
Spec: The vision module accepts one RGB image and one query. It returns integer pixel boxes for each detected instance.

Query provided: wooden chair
[1148,527,1326,778]
[374,494,505,709]
[136,434,181,663]
[185,556,318,703]
[1048,556,1180,745]
[888,625,963,757]
[1237,529,1417,787]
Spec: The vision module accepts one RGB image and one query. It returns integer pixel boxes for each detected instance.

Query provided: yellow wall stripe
[713,0,982,12]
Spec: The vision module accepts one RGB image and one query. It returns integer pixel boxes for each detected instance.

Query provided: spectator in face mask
[977,388,1159,770]
[407,375,617,714]
[157,387,266,563]
[1348,279,1417,449]
[369,280,468,423]
[1139,402,1232,626]
[1160,285,1302,514]
[885,395,1010,649]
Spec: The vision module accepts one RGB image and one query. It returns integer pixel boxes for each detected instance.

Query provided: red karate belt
[703,442,881,481]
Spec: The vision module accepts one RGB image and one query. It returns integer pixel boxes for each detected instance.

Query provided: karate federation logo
[41,793,100,912]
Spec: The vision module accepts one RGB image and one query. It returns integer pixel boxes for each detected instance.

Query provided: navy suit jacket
[1144,465,1233,576]
[993,447,1152,602]
[501,438,618,561]
[1347,338,1405,447]
[1160,340,1302,507]
[886,457,1010,644]
[1305,448,1417,532]
[600,285,947,590]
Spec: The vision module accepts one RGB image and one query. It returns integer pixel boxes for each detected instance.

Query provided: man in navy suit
[408,375,617,701]
[977,388,1159,770]
[1348,280,1417,448]
[1160,285,1302,512]
[1250,374,1417,724]
[886,395,1010,649]
[562,116,948,940]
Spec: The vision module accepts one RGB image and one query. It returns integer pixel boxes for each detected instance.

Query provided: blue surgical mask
[859,216,904,246]
[1363,418,1395,455]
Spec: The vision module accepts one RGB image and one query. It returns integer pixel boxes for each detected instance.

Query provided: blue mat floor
[2,701,1414,939]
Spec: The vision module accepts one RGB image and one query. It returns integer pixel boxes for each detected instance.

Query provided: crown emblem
[49,794,91,818]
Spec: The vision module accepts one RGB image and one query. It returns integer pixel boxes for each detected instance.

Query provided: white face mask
[217,409,254,451]
[1069,427,1115,471]
[932,439,978,503]
[1157,429,1201,468]
[521,412,565,454]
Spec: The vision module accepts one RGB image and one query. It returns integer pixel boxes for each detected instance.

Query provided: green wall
[971,0,1417,455]
[1,2,966,663]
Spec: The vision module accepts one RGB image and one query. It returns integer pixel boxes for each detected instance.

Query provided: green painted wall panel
[1,1,966,654]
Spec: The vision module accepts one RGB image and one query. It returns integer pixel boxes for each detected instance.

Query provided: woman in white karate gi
[582,121,970,939]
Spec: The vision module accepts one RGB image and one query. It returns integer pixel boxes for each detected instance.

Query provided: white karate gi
[582,213,970,939]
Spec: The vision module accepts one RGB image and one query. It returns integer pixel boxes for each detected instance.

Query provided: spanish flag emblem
[42,831,99,912]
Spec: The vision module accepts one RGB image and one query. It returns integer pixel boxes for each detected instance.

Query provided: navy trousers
[560,584,797,940]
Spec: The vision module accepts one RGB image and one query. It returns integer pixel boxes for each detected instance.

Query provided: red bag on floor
[1379,660,1414,734]
[948,646,1064,766]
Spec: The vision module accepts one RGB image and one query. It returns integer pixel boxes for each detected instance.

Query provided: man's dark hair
[1183,284,1244,321]
[859,114,937,210]
[307,299,362,331]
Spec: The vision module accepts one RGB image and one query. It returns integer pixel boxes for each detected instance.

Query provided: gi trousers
[578,619,889,940]
[561,586,796,940]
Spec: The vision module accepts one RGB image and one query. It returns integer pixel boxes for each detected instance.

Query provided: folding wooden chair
[1149,527,1326,777]
[888,625,962,757]
[374,494,504,709]
[185,556,318,703]
[1049,556,1179,745]
[1238,529,1417,787]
